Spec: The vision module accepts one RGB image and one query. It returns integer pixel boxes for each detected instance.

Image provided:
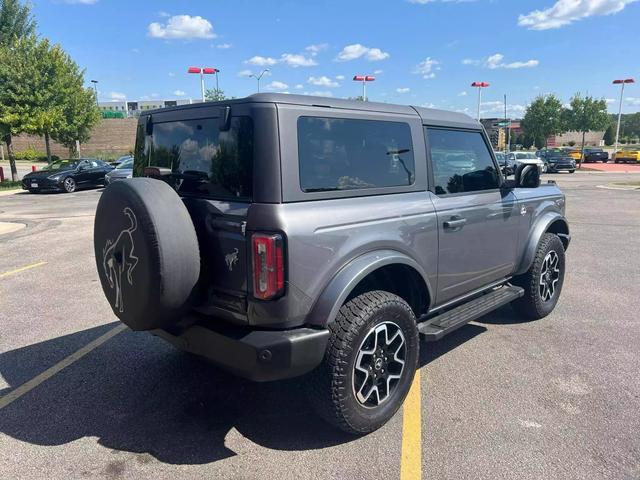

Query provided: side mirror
[514,161,541,188]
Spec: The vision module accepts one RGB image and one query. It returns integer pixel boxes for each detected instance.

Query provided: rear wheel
[63,177,76,193]
[511,233,565,320]
[306,291,419,435]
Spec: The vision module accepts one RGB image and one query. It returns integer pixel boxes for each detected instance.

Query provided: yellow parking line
[0,261,47,279]
[0,324,127,410]
[401,368,422,480]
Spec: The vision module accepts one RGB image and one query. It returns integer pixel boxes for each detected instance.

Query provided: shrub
[13,148,59,162]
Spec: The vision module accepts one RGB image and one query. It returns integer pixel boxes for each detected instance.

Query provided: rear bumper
[152,320,330,382]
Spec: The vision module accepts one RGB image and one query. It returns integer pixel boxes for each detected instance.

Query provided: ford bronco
[94,94,570,434]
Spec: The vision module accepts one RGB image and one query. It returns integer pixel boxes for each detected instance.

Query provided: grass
[0,180,22,191]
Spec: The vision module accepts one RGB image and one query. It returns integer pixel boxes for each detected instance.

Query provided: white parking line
[0,324,127,410]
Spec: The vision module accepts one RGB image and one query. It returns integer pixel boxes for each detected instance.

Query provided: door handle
[443,217,466,229]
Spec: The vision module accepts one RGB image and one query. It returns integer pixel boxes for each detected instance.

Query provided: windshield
[547,151,566,158]
[515,152,537,159]
[46,160,79,171]
[134,117,253,200]
[117,158,133,169]
[494,152,505,161]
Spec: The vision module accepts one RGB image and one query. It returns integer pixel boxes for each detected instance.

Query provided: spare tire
[94,178,200,331]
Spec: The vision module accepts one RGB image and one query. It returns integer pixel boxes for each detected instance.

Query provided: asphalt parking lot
[1,172,639,480]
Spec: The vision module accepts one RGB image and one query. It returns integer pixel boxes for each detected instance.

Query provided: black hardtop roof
[140,93,478,128]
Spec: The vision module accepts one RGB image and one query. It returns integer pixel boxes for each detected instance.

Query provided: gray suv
[94,94,570,435]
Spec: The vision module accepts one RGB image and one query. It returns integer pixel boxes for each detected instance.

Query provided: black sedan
[21,159,114,193]
[583,148,609,163]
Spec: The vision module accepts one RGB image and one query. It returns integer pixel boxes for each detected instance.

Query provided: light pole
[612,78,635,155]
[249,69,270,93]
[353,75,375,101]
[90,79,99,107]
[471,81,489,121]
[188,66,219,102]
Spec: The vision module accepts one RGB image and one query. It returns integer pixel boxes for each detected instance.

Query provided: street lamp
[353,75,375,101]
[471,81,490,121]
[249,69,270,93]
[90,79,99,107]
[188,66,219,102]
[612,78,635,155]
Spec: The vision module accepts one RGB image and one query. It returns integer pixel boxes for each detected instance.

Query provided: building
[98,99,200,117]
[480,118,523,149]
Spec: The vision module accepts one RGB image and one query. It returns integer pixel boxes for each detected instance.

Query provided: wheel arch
[515,213,570,275]
[305,250,433,328]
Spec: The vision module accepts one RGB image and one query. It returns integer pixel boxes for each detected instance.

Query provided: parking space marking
[401,368,422,480]
[0,323,127,410]
[0,261,47,279]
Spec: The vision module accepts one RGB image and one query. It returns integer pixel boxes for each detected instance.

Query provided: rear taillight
[252,233,284,300]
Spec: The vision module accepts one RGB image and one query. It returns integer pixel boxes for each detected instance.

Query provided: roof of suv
[141,93,479,128]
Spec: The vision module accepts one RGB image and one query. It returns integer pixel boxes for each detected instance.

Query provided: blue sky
[33,0,640,118]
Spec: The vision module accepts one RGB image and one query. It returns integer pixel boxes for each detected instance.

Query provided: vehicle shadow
[0,320,485,465]
[473,303,536,325]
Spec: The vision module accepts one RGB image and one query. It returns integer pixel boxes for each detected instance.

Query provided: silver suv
[94,94,570,435]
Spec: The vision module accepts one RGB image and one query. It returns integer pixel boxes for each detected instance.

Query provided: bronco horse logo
[102,208,139,313]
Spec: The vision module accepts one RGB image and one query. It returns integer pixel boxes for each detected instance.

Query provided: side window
[426,128,499,195]
[298,117,415,192]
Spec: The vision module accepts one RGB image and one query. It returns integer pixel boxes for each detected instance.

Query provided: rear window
[134,117,253,200]
[297,117,415,192]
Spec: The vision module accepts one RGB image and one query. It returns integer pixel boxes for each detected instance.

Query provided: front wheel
[568,169,575,173]
[511,233,566,320]
[63,177,76,193]
[306,291,419,435]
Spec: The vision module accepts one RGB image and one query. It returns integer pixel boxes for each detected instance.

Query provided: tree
[521,95,566,149]
[522,134,534,149]
[534,136,545,150]
[52,82,100,158]
[603,124,615,146]
[563,93,610,167]
[0,0,36,180]
[205,88,230,101]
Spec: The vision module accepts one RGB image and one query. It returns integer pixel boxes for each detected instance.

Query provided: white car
[508,151,547,173]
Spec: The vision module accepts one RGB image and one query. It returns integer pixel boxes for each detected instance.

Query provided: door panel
[431,191,520,303]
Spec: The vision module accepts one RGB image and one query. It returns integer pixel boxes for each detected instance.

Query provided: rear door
[426,127,520,305]
[134,107,255,313]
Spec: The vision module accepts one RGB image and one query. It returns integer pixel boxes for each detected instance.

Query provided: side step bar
[418,285,524,341]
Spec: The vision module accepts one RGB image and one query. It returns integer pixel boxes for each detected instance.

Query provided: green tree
[563,93,610,167]
[522,134,534,149]
[534,136,545,150]
[0,0,36,180]
[205,88,230,101]
[521,95,566,149]
[52,82,100,158]
[603,124,615,146]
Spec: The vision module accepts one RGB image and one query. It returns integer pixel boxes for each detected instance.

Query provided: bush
[13,148,59,162]
[568,141,576,147]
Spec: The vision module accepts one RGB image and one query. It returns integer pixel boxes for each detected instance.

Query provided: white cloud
[374,69,384,75]
[458,91,468,96]
[626,97,640,105]
[413,57,440,79]
[280,53,317,67]
[481,101,527,115]
[308,76,339,87]
[306,43,328,56]
[244,55,278,66]
[295,84,304,89]
[266,81,289,90]
[335,44,390,62]
[109,92,126,101]
[64,0,98,4]
[238,69,254,77]
[335,75,345,80]
[605,98,616,103]
[423,102,437,108]
[173,90,186,96]
[519,0,638,30]
[396,87,411,93]
[304,90,333,97]
[464,53,539,69]
[409,0,477,3]
[131,48,140,54]
[148,15,216,39]
[215,43,232,49]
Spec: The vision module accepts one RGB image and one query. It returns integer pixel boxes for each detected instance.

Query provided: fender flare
[515,212,570,275]
[305,249,434,327]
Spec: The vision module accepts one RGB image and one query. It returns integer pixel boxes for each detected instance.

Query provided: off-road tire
[306,291,419,435]
[511,233,565,320]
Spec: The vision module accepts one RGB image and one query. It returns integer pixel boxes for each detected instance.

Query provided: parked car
[494,151,515,175]
[22,158,114,193]
[110,154,133,168]
[538,149,576,173]
[612,148,640,164]
[104,156,133,185]
[563,148,582,161]
[94,94,570,435]
[508,151,547,173]
[582,148,609,163]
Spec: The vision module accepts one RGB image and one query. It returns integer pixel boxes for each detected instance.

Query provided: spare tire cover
[94,178,200,330]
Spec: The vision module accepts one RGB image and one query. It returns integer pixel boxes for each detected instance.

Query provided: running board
[418,285,524,341]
